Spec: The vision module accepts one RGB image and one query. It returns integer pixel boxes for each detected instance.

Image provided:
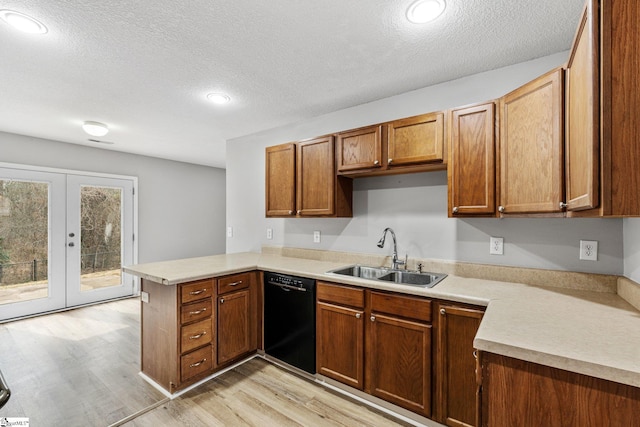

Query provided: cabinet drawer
[181,279,213,304]
[217,272,251,295]
[181,318,213,354]
[370,291,431,322]
[317,282,365,308]
[180,299,212,325]
[180,345,213,382]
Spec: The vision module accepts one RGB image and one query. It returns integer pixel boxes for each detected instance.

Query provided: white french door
[0,166,135,322]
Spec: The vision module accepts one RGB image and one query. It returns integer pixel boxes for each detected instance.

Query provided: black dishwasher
[263,272,316,374]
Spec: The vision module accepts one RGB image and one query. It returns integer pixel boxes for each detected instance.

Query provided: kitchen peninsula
[124,248,640,426]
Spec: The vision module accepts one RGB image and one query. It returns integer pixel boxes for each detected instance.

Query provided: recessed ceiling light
[207,93,231,105]
[82,121,109,137]
[0,10,48,34]
[406,0,446,24]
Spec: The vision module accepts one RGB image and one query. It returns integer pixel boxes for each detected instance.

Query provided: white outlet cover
[313,230,321,243]
[226,226,233,238]
[266,228,273,240]
[490,237,504,255]
[580,240,598,261]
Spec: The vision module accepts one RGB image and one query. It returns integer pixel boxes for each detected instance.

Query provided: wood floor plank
[1,298,415,427]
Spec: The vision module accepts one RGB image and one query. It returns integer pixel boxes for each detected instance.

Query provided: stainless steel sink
[378,270,446,287]
[329,265,391,280]
[328,264,446,288]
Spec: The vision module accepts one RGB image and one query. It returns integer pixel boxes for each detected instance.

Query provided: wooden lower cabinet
[141,271,258,393]
[316,282,433,418]
[316,283,365,389]
[435,303,485,427]
[481,353,640,427]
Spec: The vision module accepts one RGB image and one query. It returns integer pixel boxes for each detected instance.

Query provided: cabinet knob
[355,313,361,319]
[370,315,376,322]
[373,160,380,165]
[220,298,224,304]
[388,158,393,164]
[452,207,459,214]
[498,206,505,213]
[473,350,478,360]
[68,242,75,247]
[297,210,301,215]
[288,210,293,215]
[440,308,446,315]
[559,202,568,209]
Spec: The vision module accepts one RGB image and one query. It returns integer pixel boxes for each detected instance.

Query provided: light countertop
[124,251,640,389]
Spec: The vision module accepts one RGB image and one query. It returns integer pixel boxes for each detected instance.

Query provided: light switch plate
[490,237,504,255]
[141,291,149,303]
[580,240,598,261]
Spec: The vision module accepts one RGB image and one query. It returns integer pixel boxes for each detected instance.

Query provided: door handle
[68,242,75,247]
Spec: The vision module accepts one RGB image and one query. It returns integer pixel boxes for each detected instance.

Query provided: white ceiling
[0,0,585,168]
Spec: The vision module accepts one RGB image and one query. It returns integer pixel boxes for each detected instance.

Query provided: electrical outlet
[266,228,273,240]
[313,231,321,243]
[490,237,504,255]
[226,226,233,238]
[580,240,598,261]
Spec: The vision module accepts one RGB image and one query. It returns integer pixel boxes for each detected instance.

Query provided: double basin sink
[328,265,447,288]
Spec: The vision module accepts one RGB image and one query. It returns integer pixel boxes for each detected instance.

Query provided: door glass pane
[0,180,50,305]
[79,186,122,292]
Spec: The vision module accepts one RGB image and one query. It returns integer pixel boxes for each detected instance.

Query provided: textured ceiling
[0,0,585,168]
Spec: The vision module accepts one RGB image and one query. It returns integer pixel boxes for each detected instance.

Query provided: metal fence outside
[0,251,120,285]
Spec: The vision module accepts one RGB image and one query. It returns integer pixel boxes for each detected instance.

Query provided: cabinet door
[296,136,336,216]
[367,313,432,417]
[265,143,296,217]
[317,301,364,390]
[436,305,484,427]
[565,0,599,212]
[448,103,496,216]
[387,112,445,167]
[499,68,564,214]
[337,126,383,173]
[217,289,251,365]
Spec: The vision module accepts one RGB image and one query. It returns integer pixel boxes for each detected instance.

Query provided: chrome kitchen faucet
[377,227,406,270]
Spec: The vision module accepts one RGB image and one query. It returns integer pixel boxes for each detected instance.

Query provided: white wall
[624,219,640,281]
[226,52,624,275]
[1,131,226,263]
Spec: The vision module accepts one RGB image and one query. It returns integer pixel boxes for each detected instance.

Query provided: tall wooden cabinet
[566,0,640,216]
[499,68,565,215]
[448,102,497,217]
[265,137,352,218]
[435,303,485,427]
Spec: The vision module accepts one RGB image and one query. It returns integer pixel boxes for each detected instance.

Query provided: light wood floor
[0,298,412,426]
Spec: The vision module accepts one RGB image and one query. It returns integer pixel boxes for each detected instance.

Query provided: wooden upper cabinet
[448,102,496,217]
[265,143,296,216]
[387,112,445,167]
[337,125,382,173]
[265,137,352,218]
[565,0,599,213]
[499,68,564,215]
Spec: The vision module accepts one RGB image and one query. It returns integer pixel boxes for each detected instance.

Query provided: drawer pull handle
[189,358,207,368]
[189,289,206,296]
[473,350,478,360]
[189,308,207,315]
[228,280,243,287]
[189,332,207,340]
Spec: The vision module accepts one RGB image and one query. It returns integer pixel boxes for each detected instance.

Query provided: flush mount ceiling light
[82,121,109,137]
[406,0,446,24]
[0,10,48,34]
[206,92,231,105]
